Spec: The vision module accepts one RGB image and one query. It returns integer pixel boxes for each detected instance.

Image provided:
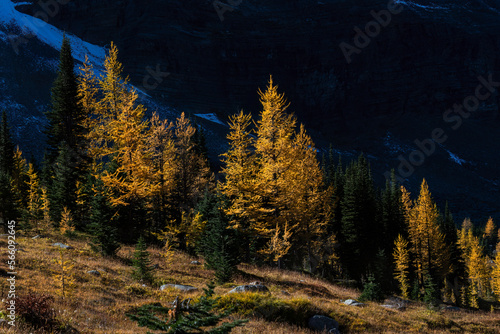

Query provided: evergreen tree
[198,191,240,283]
[132,236,154,284]
[0,110,15,176]
[89,178,120,256]
[0,172,19,231]
[44,35,85,162]
[50,142,78,224]
[127,283,247,333]
[338,154,379,282]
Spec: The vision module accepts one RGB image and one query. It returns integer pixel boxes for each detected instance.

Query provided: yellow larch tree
[25,162,42,228]
[173,112,213,214]
[146,112,177,229]
[492,251,500,302]
[221,110,257,232]
[457,225,491,307]
[393,234,410,298]
[407,179,451,286]
[223,76,330,269]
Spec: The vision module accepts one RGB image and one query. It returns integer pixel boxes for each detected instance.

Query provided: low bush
[216,292,319,326]
[14,292,57,330]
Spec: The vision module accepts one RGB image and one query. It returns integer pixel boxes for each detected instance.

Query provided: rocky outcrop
[160,284,198,292]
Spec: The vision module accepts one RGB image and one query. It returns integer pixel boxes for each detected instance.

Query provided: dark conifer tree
[44,36,88,224]
[132,236,154,283]
[44,35,85,162]
[339,154,379,282]
[0,110,15,176]
[89,178,120,256]
[50,142,78,223]
[0,111,19,231]
[198,191,240,283]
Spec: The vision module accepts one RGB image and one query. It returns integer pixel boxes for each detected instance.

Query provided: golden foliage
[59,207,75,235]
[393,235,410,298]
[406,179,451,284]
[53,249,75,299]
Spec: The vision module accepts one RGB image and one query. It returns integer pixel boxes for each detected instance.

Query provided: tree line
[0,37,499,308]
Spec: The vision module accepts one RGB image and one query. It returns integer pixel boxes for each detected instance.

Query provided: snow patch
[194,113,226,126]
[440,146,467,165]
[0,0,106,65]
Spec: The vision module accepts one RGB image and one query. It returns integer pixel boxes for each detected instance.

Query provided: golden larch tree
[393,234,410,298]
[407,179,451,285]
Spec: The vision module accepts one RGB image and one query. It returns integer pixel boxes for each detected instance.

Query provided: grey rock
[32,235,43,239]
[443,306,461,312]
[87,270,101,276]
[160,284,197,292]
[190,260,201,265]
[228,284,269,294]
[343,299,364,306]
[52,243,73,249]
[308,315,340,334]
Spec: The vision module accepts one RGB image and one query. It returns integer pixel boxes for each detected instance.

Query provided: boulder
[190,260,201,265]
[32,235,42,239]
[443,306,461,312]
[228,284,269,294]
[343,299,364,306]
[308,315,340,334]
[381,304,404,311]
[52,243,73,249]
[87,270,101,276]
[160,284,197,292]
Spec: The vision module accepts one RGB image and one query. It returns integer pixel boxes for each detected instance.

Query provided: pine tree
[50,142,78,223]
[0,172,19,232]
[45,35,85,161]
[198,192,240,283]
[132,236,154,284]
[0,110,15,176]
[89,178,120,256]
[339,154,379,281]
[127,283,247,333]
[393,235,410,298]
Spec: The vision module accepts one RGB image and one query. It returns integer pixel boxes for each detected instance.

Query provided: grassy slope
[1,231,499,334]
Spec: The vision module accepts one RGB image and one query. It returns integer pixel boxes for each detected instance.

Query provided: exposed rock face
[10,0,500,221]
[32,0,500,128]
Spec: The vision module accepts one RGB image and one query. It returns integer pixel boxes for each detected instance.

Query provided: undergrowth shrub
[216,292,318,326]
[359,275,384,302]
[14,293,57,330]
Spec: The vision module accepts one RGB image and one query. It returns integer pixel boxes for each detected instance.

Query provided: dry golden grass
[0,230,498,333]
